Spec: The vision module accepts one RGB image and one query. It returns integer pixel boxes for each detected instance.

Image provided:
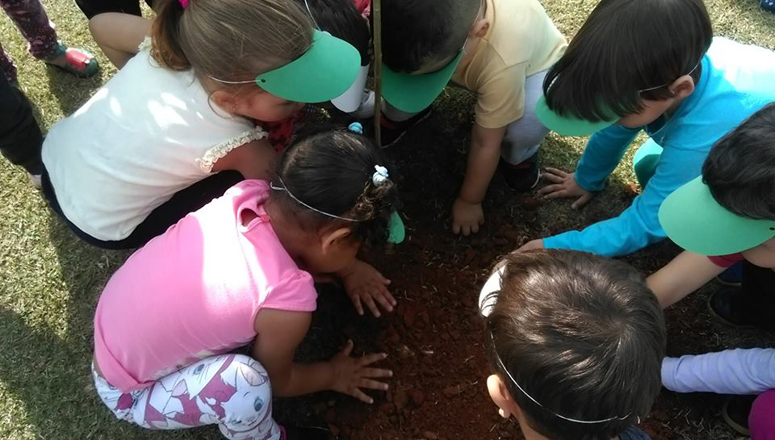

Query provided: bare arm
[89,13,152,69]
[452,124,507,235]
[647,251,726,309]
[212,138,277,180]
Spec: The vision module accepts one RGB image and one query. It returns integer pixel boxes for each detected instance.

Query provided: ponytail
[151,0,190,70]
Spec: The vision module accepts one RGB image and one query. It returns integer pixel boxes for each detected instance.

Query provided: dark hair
[273,130,400,246]
[543,0,712,121]
[381,0,480,73]
[151,0,312,90]
[298,0,371,66]
[484,250,665,440]
[703,102,775,220]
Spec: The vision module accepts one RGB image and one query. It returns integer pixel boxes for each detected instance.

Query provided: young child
[662,349,775,438]
[379,0,567,235]
[519,0,775,257]
[479,250,666,440]
[92,130,403,440]
[41,0,361,250]
[646,104,775,438]
[646,102,775,328]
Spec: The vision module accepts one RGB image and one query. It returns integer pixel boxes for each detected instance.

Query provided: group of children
[1,0,775,439]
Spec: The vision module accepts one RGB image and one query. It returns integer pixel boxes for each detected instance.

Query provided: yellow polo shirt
[451,0,567,129]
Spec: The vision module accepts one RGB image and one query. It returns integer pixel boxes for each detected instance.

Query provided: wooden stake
[372,0,383,147]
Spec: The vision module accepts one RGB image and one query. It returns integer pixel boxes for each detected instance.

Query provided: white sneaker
[28,173,42,189]
[353,91,375,119]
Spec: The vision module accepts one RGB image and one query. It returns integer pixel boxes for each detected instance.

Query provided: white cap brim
[331,64,369,113]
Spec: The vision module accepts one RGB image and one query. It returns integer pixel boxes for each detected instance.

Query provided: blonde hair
[151,0,313,91]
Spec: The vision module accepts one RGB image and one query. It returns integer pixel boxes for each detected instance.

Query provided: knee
[749,390,775,440]
[219,355,273,422]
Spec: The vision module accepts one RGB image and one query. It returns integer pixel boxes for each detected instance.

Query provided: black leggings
[75,0,153,19]
[738,261,775,330]
[0,74,42,175]
[41,168,243,249]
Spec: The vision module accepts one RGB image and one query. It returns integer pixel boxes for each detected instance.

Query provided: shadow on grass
[45,67,103,116]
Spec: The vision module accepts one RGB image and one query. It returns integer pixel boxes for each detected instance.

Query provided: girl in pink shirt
[92,129,403,440]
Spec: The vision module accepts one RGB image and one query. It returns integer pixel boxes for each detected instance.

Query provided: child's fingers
[571,193,593,210]
[363,294,381,317]
[452,222,461,235]
[541,171,565,184]
[538,184,565,196]
[543,189,572,200]
[373,290,395,313]
[350,294,365,316]
[349,388,375,404]
[358,352,388,366]
[357,378,389,391]
[340,339,355,357]
[359,367,393,379]
[544,167,568,177]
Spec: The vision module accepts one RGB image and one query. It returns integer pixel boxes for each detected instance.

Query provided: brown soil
[274,98,771,440]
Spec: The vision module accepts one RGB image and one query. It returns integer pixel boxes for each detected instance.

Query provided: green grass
[1,1,774,439]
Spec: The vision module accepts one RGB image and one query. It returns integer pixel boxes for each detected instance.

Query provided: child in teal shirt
[520,0,775,257]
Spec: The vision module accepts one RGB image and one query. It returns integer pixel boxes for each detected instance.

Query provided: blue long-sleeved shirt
[544,38,775,257]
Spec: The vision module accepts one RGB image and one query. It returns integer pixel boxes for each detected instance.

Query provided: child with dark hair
[379,0,567,236]
[519,0,775,257]
[479,250,665,440]
[92,130,404,440]
[646,103,775,439]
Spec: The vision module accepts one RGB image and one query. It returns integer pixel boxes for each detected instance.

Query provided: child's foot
[762,0,775,12]
[280,425,332,440]
[722,395,756,436]
[716,262,743,286]
[499,153,540,192]
[44,42,100,78]
[363,107,433,148]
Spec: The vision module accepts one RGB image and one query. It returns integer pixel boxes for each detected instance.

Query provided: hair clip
[348,122,364,134]
[179,0,189,8]
[372,165,389,186]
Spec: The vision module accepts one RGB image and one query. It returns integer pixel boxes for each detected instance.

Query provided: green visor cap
[535,96,618,136]
[255,30,360,103]
[659,176,775,256]
[387,211,406,244]
[382,51,464,114]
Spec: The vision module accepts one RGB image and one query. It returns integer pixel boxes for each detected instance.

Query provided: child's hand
[452,197,484,236]
[517,238,545,252]
[539,168,595,209]
[330,340,392,404]
[341,261,396,317]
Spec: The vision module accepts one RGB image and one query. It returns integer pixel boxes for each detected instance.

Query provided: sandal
[44,42,99,78]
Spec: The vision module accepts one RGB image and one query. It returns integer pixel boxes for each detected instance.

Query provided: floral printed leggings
[93,354,282,440]
[0,0,60,83]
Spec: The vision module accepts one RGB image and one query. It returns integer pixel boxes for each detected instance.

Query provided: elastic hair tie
[179,0,189,8]
[372,165,389,187]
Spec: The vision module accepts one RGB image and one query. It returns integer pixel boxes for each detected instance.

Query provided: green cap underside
[388,211,406,244]
[255,30,360,103]
[382,51,464,114]
[659,176,775,255]
[535,96,618,136]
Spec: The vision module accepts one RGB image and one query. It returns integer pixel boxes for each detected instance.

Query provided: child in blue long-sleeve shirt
[518,0,775,257]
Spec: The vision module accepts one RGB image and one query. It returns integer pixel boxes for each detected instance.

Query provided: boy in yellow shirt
[380,0,566,235]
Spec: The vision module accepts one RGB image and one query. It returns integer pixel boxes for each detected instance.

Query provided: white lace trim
[138,36,152,52]
[196,128,268,173]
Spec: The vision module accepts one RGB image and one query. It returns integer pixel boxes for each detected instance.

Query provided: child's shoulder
[484,0,565,67]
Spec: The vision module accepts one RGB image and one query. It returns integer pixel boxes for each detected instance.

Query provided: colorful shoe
[280,425,332,440]
[363,107,432,148]
[762,0,775,12]
[499,154,540,192]
[716,262,743,286]
[44,42,99,78]
[722,395,756,436]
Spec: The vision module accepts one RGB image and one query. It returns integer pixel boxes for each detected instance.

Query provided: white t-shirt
[42,43,266,241]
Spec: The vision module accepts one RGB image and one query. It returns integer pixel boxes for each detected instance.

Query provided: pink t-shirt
[708,253,745,268]
[94,180,317,392]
